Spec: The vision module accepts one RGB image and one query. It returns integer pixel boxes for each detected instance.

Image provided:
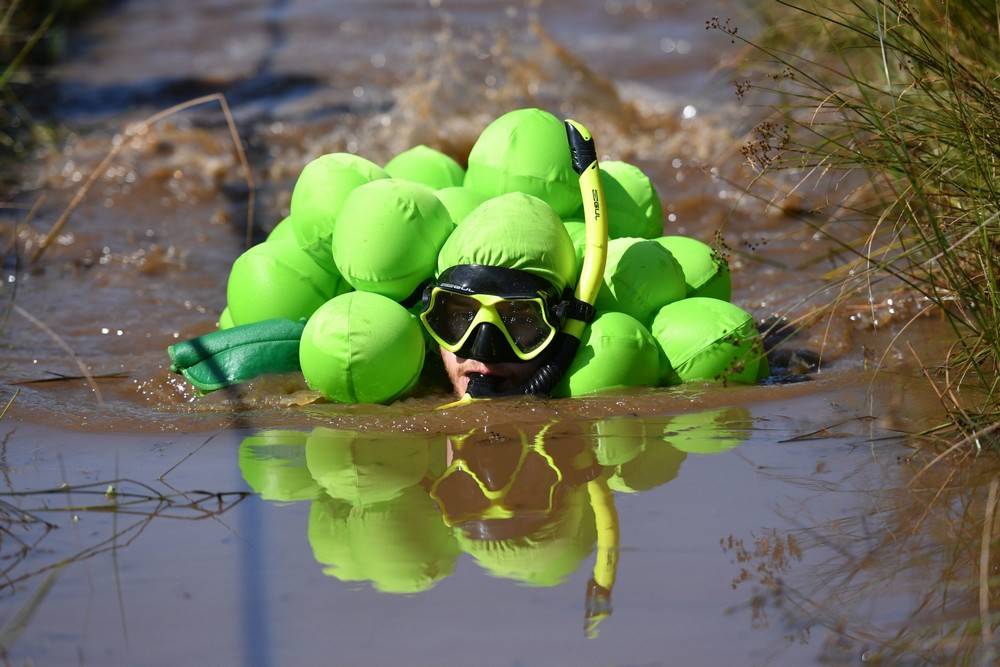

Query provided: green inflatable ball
[266,215,296,243]
[552,311,660,397]
[437,193,577,295]
[290,153,388,265]
[464,108,580,217]
[434,186,488,225]
[238,429,321,502]
[218,306,234,331]
[594,237,686,327]
[299,291,426,404]
[385,145,465,189]
[562,219,587,269]
[601,161,664,240]
[226,239,351,327]
[654,235,731,301]
[651,297,769,386]
[332,178,454,302]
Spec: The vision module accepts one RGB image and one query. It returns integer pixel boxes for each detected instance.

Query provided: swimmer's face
[439,347,547,396]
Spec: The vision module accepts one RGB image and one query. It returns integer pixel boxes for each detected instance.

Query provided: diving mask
[420,264,565,363]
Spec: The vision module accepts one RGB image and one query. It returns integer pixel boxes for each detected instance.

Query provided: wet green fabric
[384,144,465,189]
[167,318,305,393]
[654,235,731,301]
[599,160,664,240]
[226,238,351,327]
[290,153,388,265]
[651,297,768,385]
[551,310,660,397]
[594,237,686,327]
[298,291,426,404]
[464,108,581,217]
[331,178,454,302]
[436,192,577,294]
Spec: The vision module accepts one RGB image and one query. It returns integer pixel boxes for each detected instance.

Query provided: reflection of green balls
[308,488,460,594]
[563,219,587,269]
[434,186,488,225]
[552,311,660,397]
[601,161,663,239]
[464,108,580,217]
[591,416,649,466]
[332,179,454,301]
[608,438,687,493]
[594,237,687,327]
[651,297,769,385]
[238,429,320,502]
[290,153,388,264]
[226,239,351,326]
[385,145,465,189]
[299,292,426,404]
[305,427,431,505]
[663,407,753,454]
[655,236,731,301]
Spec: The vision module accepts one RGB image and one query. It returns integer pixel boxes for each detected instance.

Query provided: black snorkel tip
[466,372,502,399]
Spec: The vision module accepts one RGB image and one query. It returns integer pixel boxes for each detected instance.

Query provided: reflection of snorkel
[464,120,608,400]
[585,474,618,639]
[429,421,619,638]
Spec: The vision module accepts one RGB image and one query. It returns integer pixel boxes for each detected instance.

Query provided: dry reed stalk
[30,93,255,263]
[980,475,999,650]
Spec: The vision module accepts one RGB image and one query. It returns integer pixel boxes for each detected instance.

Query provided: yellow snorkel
[584,473,619,638]
[562,119,608,337]
[516,118,607,396]
[438,119,608,408]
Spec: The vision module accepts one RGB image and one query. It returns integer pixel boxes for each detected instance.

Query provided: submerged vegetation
[716,0,1000,449]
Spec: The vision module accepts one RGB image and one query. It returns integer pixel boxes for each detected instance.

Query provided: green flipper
[167,318,306,393]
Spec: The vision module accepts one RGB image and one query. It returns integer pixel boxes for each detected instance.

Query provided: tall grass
[716,0,1000,448]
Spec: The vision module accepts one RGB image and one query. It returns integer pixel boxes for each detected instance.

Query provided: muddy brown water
[1,1,996,665]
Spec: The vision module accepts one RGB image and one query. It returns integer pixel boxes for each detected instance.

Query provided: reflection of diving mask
[421,264,564,363]
[429,423,563,527]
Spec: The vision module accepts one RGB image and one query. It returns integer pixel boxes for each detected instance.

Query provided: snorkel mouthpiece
[466,372,501,397]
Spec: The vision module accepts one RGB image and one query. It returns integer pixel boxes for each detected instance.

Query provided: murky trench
[1,1,996,665]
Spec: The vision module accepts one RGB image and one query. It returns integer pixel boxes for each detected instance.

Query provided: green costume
[167,107,772,403]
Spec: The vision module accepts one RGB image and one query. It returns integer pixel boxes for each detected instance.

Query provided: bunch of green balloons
[220,108,768,403]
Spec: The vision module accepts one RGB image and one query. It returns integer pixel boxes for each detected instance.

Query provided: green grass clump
[715,0,1000,447]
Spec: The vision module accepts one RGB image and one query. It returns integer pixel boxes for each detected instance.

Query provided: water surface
[1,1,990,665]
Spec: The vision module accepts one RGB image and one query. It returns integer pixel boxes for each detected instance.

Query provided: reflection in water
[0,478,250,606]
[719,443,1000,666]
[238,409,753,639]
